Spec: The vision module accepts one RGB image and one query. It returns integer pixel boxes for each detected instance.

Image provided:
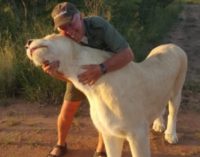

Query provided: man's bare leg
[48,100,80,156]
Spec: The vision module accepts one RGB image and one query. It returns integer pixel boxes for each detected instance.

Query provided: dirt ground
[0,4,200,157]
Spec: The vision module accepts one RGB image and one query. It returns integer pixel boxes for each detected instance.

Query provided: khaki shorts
[64,81,86,101]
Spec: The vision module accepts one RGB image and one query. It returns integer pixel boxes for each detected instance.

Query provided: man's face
[57,13,84,42]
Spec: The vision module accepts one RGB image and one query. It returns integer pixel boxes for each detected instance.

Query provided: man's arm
[78,47,134,85]
[42,61,70,82]
[102,47,134,73]
[41,47,134,85]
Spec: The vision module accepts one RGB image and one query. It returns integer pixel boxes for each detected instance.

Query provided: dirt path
[164,4,200,83]
[0,4,200,157]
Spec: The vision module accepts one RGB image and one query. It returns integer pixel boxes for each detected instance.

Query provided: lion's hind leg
[165,90,182,144]
[165,59,186,144]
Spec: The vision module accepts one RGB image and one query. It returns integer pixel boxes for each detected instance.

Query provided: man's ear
[73,13,81,22]
[80,12,85,18]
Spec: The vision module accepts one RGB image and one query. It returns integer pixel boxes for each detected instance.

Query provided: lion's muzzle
[26,39,48,57]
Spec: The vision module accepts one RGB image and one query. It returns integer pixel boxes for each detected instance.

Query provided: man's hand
[78,64,102,85]
[42,60,60,76]
[42,60,68,82]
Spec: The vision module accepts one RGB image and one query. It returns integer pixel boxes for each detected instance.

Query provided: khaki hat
[51,2,79,28]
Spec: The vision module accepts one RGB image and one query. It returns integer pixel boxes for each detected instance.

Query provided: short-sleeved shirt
[64,16,129,101]
[83,16,128,52]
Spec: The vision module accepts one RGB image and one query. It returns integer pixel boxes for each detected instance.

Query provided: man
[44,2,134,157]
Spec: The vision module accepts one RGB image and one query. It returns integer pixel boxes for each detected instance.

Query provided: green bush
[0,1,65,104]
[107,0,181,61]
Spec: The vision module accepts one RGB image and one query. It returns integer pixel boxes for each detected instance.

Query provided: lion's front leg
[127,125,151,157]
[152,107,166,133]
[102,133,124,157]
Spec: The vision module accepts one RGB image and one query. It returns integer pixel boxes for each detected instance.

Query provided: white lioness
[26,34,187,157]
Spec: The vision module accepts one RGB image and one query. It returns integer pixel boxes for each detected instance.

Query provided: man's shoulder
[84,16,109,29]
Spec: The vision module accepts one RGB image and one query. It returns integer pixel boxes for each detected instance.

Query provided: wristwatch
[99,63,107,74]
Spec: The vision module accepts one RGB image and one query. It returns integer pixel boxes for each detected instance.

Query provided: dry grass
[0,40,16,98]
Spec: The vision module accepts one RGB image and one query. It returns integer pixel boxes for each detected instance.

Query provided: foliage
[181,0,200,4]
[0,36,16,98]
[106,0,181,61]
[0,0,183,104]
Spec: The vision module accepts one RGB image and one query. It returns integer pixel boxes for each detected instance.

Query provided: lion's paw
[152,119,165,132]
[165,133,178,144]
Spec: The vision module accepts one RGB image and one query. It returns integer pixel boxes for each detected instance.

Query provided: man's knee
[59,100,81,120]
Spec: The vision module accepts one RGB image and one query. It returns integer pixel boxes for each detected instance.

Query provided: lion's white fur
[26,34,187,157]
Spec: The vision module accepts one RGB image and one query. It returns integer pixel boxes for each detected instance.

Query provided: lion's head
[25,34,74,67]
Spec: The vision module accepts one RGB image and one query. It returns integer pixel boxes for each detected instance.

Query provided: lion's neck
[76,44,112,65]
[60,43,112,92]
[64,43,111,75]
